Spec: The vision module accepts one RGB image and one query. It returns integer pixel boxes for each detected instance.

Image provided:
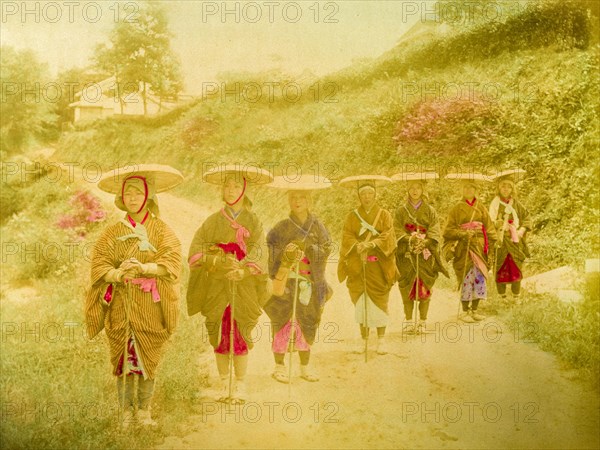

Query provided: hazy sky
[1,1,421,92]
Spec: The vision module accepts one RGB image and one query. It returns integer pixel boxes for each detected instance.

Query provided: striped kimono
[84,216,181,380]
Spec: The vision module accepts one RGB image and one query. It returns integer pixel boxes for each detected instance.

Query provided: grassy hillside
[54,0,599,274]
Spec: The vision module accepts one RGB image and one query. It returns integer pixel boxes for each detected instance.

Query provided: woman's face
[463,184,476,200]
[223,177,245,204]
[122,184,146,213]
[408,182,423,202]
[289,191,310,216]
[499,181,513,199]
[359,187,376,210]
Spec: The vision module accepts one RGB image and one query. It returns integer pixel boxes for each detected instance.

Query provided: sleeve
[518,201,533,231]
[84,225,116,339]
[266,225,283,279]
[306,220,332,265]
[243,214,269,276]
[371,210,397,257]
[426,206,442,245]
[89,226,118,286]
[154,223,181,334]
[154,222,182,281]
[394,207,410,244]
[443,206,464,242]
[340,212,359,258]
[481,205,498,247]
[186,221,212,317]
[188,218,217,271]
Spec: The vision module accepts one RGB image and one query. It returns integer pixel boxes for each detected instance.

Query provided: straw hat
[98,164,184,194]
[445,172,492,183]
[391,172,439,182]
[494,168,527,183]
[202,164,274,185]
[338,174,392,189]
[267,174,333,191]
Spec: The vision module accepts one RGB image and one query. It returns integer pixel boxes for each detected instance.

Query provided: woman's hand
[225,268,245,281]
[356,241,375,254]
[214,254,240,272]
[283,242,303,264]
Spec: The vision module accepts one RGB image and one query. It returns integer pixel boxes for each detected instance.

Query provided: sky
[1,1,422,93]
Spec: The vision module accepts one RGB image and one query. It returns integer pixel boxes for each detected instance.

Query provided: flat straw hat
[445,172,492,182]
[202,164,274,185]
[494,168,527,183]
[267,174,333,191]
[391,172,439,182]
[97,164,184,194]
[338,174,392,189]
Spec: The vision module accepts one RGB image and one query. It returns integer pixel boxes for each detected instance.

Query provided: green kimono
[186,207,269,350]
[394,201,448,300]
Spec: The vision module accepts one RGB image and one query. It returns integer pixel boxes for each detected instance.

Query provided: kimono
[338,204,397,325]
[85,215,182,380]
[264,212,332,348]
[488,197,532,283]
[186,207,269,352]
[394,200,448,301]
[443,199,497,300]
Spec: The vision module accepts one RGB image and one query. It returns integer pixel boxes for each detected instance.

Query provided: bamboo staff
[362,256,369,362]
[121,281,132,428]
[287,260,301,397]
[228,279,236,403]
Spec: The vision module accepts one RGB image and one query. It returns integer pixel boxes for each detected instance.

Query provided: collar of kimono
[127,211,149,228]
[465,197,477,207]
[289,212,314,233]
[500,196,512,203]
[409,199,423,210]
[225,206,242,220]
[220,208,250,255]
[225,177,247,206]
[122,176,149,214]
[354,209,380,237]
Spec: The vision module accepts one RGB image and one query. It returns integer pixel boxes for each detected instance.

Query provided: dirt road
[156,194,599,450]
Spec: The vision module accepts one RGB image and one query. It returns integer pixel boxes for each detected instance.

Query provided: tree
[0,46,56,154]
[94,2,182,116]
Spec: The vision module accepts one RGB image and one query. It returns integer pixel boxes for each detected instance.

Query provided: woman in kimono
[85,165,183,427]
[489,170,532,304]
[443,174,497,323]
[187,166,272,404]
[265,175,332,383]
[338,175,397,356]
[392,173,448,334]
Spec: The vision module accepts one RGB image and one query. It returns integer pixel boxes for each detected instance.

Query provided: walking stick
[362,256,368,362]
[493,207,510,297]
[228,280,236,402]
[288,260,301,397]
[121,281,132,427]
[414,242,420,333]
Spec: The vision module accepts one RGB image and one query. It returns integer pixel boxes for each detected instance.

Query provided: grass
[0,260,210,449]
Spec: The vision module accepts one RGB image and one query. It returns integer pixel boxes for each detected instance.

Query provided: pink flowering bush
[393,97,500,154]
[56,190,106,236]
